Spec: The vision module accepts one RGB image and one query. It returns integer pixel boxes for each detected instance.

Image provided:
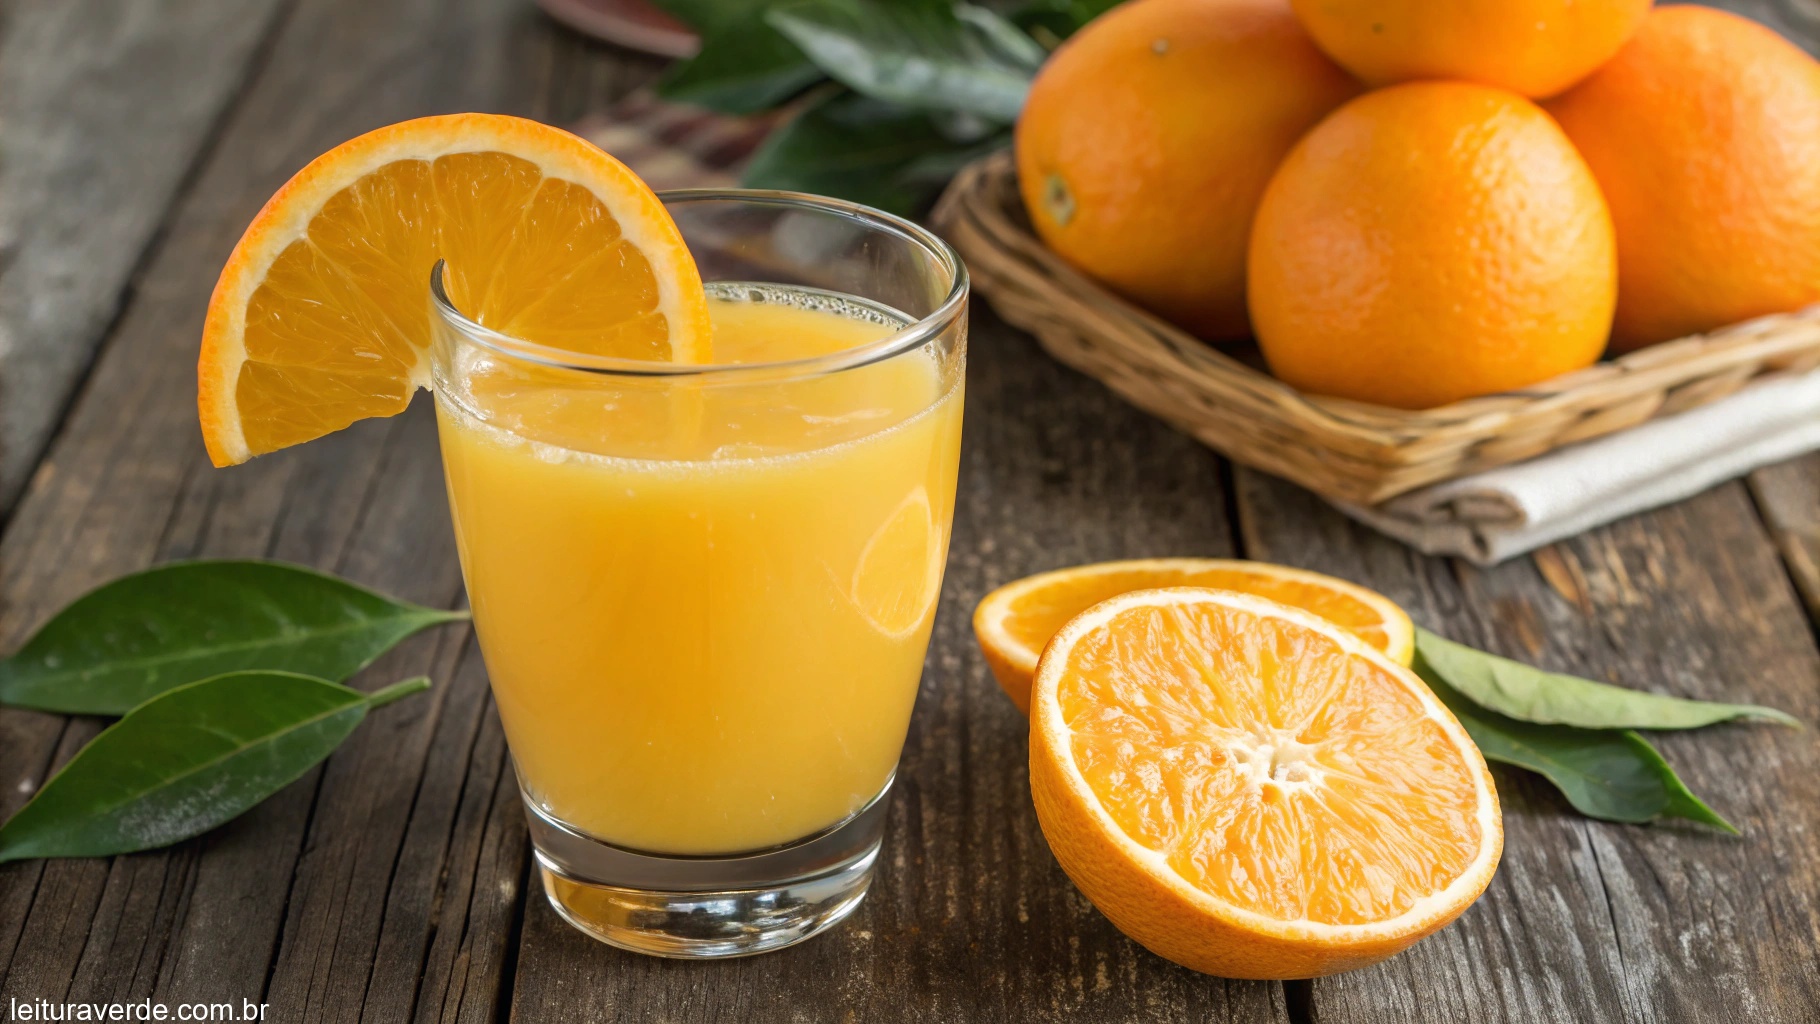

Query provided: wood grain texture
[2,0,1819,1020]
[502,308,1286,1024]
[1748,455,1820,622]
[0,0,294,513]
[1233,468,1820,1023]
[0,0,649,1017]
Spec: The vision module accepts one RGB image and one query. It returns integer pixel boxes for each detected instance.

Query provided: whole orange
[1546,6,1820,352]
[1015,0,1359,340]
[1289,0,1653,98]
[1247,82,1615,410]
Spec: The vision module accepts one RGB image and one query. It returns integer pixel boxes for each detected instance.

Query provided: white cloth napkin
[1336,368,1820,565]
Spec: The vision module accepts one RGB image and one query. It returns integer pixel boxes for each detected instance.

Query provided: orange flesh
[238,152,669,456]
[1056,601,1483,925]
[1004,567,1397,659]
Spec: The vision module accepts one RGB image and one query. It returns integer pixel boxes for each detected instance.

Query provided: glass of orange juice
[427,191,966,958]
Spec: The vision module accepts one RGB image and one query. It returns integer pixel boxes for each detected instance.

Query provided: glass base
[523,778,891,958]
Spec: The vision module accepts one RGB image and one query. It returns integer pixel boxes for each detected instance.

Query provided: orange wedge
[852,487,945,639]
[1030,587,1500,979]
[198,113,710,466]
[974,559,1414,713]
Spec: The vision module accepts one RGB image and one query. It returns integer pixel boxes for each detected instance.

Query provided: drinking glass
[427,191,967,958]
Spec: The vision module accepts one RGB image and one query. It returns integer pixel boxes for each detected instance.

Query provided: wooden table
[3,1,1818,1020]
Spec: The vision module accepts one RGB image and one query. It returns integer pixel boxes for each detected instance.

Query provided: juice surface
[436,290,963,854]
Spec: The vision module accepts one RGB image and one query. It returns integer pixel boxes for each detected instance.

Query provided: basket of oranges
[931,0,1820,507]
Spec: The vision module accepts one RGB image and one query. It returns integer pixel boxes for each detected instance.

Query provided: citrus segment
[973,558,1413,713]
[853,487,944,638]
[1030,588,1500,978]
[199,114,710,466]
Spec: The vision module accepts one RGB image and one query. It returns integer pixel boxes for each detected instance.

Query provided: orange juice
[435,287,963,854]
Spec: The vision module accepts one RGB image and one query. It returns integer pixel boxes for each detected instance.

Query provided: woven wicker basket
[931,152,1820,506]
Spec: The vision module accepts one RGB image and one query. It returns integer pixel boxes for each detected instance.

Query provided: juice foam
[436,285,963,854]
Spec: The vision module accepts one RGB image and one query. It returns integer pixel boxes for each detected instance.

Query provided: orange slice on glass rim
[1029,587,1501,979]
[973,558,1414,713]
[197,113,710,467]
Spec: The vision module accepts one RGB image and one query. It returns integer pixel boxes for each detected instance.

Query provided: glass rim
[427,188,969,381]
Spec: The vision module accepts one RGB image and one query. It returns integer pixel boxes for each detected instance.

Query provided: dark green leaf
[0,561,465,716]
[767,0,1038,122]
[900,131,1014,185]
[0,672,429,862]
[643,0,749,29]
[658,11,824,115]
[1010,0,1120,41]
[1416,628,1798,731]
[1416,653,1736,831]
[743,91,1009,214]
[953,3,1049,67]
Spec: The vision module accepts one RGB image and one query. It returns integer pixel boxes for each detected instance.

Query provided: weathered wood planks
[1749,455,1820,621]
[1,0,1818,1021]
[0,0,294,513]
[1235,469,1820,1023]
[501,306,1288,1023]
[0,0,646,1017]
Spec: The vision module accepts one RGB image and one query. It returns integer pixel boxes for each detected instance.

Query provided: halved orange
[198,113,710,467]
[1030,587,1500,979]
[973,559,1414,713]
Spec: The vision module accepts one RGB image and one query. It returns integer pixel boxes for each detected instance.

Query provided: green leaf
[1012,0,1119,27]
[900,130,1013,185]
[953,3,1050,67]
[1416,628,1799,731]
[0,672,429,862]
[658,11,824,115]
[648,0,892,31]
[644,0,750,27]
[0,561,465,716]
[1009,0,1119,42]
[1415,653,1736,831]
[742,90,1009,214]
[767,0,1038,123]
